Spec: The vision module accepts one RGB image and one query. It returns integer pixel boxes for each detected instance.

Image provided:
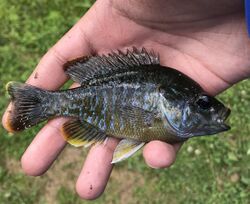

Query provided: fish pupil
[196,95,212,109]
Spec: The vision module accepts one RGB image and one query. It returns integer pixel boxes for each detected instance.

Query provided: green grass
[0,0,249,203]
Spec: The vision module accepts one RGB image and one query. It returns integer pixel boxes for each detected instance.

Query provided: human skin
[2,0,250,200]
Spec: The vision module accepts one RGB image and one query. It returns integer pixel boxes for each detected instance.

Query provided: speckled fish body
[41,69,199,143]
[6,48,231,163]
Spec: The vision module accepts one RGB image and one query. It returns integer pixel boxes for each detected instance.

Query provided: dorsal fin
[63,47,160,86]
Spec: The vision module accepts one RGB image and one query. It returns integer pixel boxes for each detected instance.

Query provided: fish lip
[221,108,231,121]
[220,123,230,131]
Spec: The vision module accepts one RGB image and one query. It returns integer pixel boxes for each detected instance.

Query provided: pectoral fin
[61,119,106,147]
[111,139,145,163]
[117,105,155,129]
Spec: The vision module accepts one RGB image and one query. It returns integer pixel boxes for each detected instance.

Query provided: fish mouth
[217,108,231,131]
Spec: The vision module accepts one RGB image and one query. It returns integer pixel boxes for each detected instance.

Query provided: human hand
[2,0,250,200]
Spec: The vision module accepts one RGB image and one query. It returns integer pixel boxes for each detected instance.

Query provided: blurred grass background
[0,0,249,203]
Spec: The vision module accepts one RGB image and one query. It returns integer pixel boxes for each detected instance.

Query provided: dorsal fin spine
[64,47,160,86]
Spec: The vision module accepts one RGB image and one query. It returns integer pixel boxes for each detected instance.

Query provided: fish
[5,47,231,163]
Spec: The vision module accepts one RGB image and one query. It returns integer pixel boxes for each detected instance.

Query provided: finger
[143,140,182,169]
[76,138,119,200]
[21,118,68,176]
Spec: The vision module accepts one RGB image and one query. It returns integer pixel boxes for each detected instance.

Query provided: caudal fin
[5,82,51,132]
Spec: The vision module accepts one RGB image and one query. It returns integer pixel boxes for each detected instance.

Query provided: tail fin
[5,82,51,132]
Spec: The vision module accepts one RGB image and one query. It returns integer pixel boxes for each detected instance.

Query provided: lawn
[0,0,249,203]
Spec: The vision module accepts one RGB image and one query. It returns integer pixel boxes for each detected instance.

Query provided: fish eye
[196,95,212,109]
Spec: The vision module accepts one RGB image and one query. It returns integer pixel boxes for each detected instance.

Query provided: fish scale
[53,83,159,139]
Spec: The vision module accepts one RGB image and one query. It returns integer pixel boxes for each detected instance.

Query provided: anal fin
[61,119,106,147]
[111,139,145,163]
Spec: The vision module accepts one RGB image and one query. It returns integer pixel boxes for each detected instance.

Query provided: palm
[83,0,250,94]
[2,0,250,200]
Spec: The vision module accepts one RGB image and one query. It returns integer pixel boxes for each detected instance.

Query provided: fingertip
[143,141,177,169]
[76,138,118,200]
[2,104,14,132]
[76,177,104,200]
